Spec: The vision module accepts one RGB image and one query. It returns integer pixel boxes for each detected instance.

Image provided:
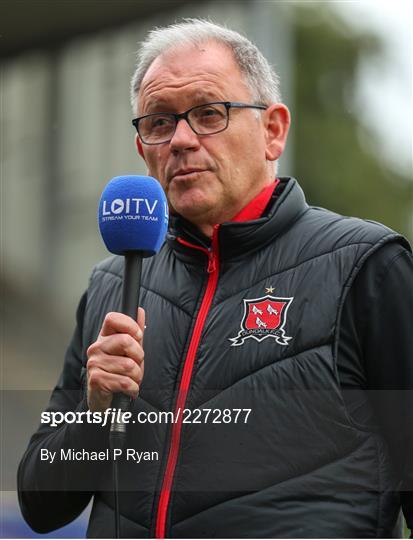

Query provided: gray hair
[130,18,281,113]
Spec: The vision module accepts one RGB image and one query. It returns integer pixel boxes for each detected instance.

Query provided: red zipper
[154,226,220,538]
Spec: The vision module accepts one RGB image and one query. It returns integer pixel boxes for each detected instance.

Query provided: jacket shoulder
[300,206,410,253]
[90,254,123,281]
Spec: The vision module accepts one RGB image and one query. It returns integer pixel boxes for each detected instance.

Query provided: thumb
[137,307,146,345]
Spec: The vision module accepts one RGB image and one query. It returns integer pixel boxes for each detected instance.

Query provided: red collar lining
[230,179,279,223]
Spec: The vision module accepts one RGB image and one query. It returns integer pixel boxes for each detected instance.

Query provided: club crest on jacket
[229,295,293,346]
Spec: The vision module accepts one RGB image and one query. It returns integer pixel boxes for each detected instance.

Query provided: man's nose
[169,118,201,152]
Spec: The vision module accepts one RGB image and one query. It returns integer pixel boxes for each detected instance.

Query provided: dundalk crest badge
[229,295,293,347]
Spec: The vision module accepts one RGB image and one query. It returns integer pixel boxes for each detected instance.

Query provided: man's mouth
[171,168,206,181]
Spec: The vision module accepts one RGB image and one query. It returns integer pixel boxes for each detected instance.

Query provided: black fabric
[338,242,413,532]
[17,178,412,538]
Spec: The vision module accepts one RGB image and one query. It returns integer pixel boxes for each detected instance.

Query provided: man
[18,19,412,538]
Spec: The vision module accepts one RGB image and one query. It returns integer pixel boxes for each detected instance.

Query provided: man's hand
[86,308,145,412]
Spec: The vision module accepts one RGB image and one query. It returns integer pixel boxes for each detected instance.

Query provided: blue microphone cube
[98,175,169,256]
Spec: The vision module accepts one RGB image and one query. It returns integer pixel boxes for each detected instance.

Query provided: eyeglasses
[132,101,267,145]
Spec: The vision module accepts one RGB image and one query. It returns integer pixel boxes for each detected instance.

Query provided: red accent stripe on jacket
[154,181,279,536]
[155,226,220,538]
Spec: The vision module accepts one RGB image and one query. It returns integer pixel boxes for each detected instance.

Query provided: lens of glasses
[138,114,176,144]
[138,103,229,144]
[189,103,228,134]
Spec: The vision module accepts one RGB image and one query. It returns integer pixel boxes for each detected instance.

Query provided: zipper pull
[207,224,220,273]
[207,250,216,273]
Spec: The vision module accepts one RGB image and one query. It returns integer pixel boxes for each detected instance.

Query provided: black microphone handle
[110,251,142,449]
[121,252,142,319]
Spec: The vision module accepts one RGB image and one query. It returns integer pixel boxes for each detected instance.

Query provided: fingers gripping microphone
[98,175,168,448]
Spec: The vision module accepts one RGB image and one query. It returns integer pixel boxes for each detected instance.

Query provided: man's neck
[193,180,278,238]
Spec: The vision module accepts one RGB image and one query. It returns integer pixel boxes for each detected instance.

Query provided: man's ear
[264,103,291,162]
[135,134,145,160]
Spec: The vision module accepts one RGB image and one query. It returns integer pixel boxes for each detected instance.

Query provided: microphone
[98,175,169,448]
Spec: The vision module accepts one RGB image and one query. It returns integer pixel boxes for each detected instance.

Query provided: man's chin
[171,199,213,224]
[170,191,212,217]
[173,204,209,221]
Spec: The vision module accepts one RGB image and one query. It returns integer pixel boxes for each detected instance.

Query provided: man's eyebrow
[192,91,222,103]
[140,100,172,114]
[143,94,224,114]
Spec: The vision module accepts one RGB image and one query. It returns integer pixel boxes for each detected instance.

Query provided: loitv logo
[103,198,158,215]
[101,197,168,223]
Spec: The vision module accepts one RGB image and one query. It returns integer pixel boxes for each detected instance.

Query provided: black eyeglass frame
[131,101,268,145]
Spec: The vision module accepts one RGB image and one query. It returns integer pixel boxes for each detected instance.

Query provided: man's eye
[151,116,172,128]
[200,107,220,117]
[194,106,226,125]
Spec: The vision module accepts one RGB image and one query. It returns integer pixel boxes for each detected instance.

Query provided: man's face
[136,41,287,235]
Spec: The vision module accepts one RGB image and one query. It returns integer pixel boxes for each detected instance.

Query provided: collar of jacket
[166,177,308,265]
